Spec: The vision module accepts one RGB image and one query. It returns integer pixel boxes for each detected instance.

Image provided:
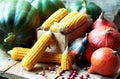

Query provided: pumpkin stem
[65,46,70,54]
[4,32,16,43]
[82,33,88,42]
[99,11,105,19]
[113,51,118,56]
[82,0,87,7]
[85,33,88,37]
[106,28,112,34]
[80,0,87,14]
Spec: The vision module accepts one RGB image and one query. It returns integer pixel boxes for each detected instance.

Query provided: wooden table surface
[0,49,119,79]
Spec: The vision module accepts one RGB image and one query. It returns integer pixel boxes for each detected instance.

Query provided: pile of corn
[8,8,92,71]
[8,30,72,71]
[39,8,92,34]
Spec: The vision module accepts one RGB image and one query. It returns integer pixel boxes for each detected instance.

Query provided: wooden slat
[5,62,120,79]
[0,49,18,72]
[5,63,59,79]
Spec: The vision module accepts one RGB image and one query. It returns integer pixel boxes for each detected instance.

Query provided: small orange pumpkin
[89,47,120,76]
[88,26,120,53]
[92,11,117,29]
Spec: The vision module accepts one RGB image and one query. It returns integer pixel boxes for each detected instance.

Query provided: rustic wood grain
[0,50,18,72]
[0,50,119,79]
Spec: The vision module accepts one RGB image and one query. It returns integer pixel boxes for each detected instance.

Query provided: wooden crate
[37,19,92,53]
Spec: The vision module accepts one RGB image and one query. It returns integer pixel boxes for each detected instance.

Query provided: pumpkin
[70,34,90,67]
[70,38,83,62]
[88,27,120,53]
[86,43,95,63]
[0,0,41,52]
[27,0,65,23]
[90,47,120,76]
[68,0,102,21]
[92,11,117,29]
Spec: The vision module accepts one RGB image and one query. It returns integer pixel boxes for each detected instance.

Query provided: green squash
[68,0,83,12]
[27,0,65,23]
[68,0,102,21]
[0,0,41,52]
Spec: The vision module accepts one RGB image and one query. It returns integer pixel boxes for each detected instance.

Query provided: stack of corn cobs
[8,8,92,71]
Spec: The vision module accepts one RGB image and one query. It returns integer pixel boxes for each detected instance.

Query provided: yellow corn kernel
[59,11,78,24]
[60,13,87,34]
[39,52,61,64]
[61,46,72,70]
[41,8,68,30]
[50,22,60,32]
[21,30,53,71]
[9,47,61,64]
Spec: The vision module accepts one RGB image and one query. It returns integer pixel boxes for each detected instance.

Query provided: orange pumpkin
[88,27,120,53]
[86,43,95,63]
[89,47,120,76]
[92,12,117,29]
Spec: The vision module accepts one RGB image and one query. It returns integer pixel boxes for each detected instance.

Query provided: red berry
[84,67,88,70]
[79,75,84,79]
[72,73,76,77]
[41,71,45,76]
[61,77,64,79]
[86,73,90,78]
[59,71,64,76]
[73,70,78,74]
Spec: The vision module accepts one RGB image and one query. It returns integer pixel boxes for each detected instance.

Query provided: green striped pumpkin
[27,0,65,23]
[0,0,41,52]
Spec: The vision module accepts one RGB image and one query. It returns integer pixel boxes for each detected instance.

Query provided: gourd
[88,27,120,53]
[27,0,65,23]
[70,34,90,67]
[0,0,41,52]
[90,47,120,76]
[68,0,102,21]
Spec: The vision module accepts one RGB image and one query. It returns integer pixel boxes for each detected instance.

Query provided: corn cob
[59,11,78,24]
[61,46,72,70]
[59,13,87,34]
[21,30,53,71]
[41,8,68,30]
[9,47,30,61]
[9,47,62,64]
